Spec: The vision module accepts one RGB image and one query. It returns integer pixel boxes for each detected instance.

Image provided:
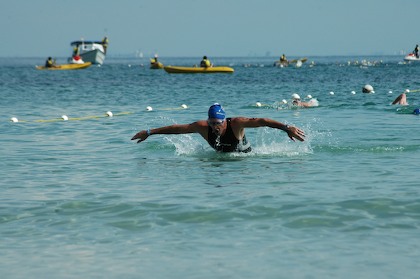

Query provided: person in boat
[72,46,79,56]
[200,56,212,68]
[102,37,109,54]
[280,54,287,63]
[280,54,288,65]
[151,54,159,64]
[414,44,419,58]
[291,93,318,107]
[45,57,57,68]
[131,103,305,153]
[150,54,161,68]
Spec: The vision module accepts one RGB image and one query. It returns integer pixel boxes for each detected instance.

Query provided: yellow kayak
[164,65,234,74]
[36,62,92,70]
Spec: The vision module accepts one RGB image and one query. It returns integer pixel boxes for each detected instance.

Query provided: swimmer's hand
[286,126,305,142]
[131,130,149,143]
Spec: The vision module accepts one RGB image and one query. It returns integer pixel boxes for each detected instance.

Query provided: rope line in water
[405,89,420,93]
[9,104,189,123]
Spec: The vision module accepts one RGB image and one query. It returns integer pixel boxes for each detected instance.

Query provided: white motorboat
[70,37,108,65]
[404,53,420,62]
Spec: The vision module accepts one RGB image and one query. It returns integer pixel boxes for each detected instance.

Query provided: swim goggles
[207,119,225,126]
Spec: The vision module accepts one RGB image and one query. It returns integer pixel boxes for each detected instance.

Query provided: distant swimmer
[200,56,212,68]
[392,93,408,105]
[291,93,318,107]
[132,103,305,153]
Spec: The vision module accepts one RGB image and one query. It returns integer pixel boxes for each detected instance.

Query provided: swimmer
[132,103,305,153]
[291,93,318,107]
[392,93,408,105]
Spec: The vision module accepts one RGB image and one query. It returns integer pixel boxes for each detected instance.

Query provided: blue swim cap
[208,103,226,120]
[414,108,420,115]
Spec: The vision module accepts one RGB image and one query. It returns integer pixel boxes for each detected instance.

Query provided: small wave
[314,144,413,154]
[163,133,312,158]
[395,106,419,115]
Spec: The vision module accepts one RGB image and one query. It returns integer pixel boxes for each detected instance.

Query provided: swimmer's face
[207,118,226,135]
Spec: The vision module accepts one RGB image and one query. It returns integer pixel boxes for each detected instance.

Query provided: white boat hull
[404,53,420,62]
[70,40,107,65]
[80,49,105,65]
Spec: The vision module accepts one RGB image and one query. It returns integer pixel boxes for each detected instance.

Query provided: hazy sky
[1,0,419,58]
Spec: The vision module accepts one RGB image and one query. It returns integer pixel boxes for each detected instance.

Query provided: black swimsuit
[207,118,252,153]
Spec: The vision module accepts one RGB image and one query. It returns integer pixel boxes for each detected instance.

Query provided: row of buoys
[256,88,416,105]
[255,89,420,115]
[146,104,188,111]
[9,104,189,123]
[10,111,122,123]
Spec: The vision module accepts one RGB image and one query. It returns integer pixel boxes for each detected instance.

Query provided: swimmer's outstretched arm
[232,117,305,142]
[131,121,208,143]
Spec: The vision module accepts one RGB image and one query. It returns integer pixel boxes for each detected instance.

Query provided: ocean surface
[1,56,420,278]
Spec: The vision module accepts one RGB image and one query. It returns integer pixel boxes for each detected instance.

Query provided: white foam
[308,99,319,107]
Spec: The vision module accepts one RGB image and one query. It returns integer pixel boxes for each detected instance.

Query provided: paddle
[289,58,308,64]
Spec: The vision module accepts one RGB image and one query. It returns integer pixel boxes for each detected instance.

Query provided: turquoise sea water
[1,56,420,278]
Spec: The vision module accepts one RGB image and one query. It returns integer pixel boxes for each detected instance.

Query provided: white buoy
[282,99,288,104]
[363,84,374,93]
[10,117,18,123]
[306,94,312,99]
[256,102,262,107]
[181,104,188,109]
[146,106,153,111]
[106,111,113,117]
[61,115,69,121]
[388,90,393,94]
[329,91,335,95]
[351,91,356,94]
